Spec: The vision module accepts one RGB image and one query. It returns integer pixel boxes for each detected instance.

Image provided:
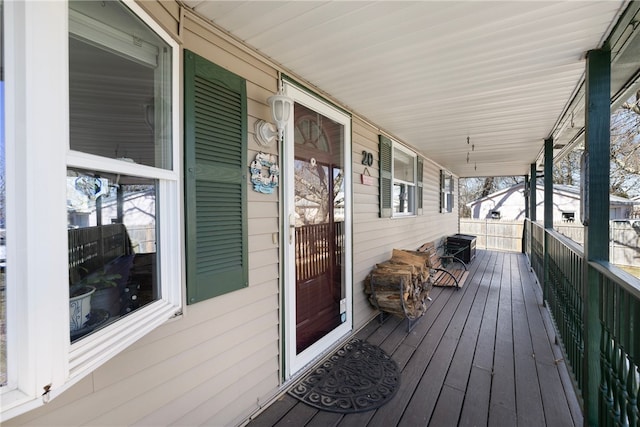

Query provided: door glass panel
[293,103,345,354]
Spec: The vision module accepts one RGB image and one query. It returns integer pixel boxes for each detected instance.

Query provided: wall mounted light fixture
[254,81,293,147]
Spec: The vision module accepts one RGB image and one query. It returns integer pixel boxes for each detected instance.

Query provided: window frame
[440,170,454,213]
[378,135,423,219]
[1,1,182,420]
[392,143,417,217]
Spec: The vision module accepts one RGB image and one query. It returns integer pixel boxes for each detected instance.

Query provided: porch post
[524,174,530,220]
[530,163,537,222]
[543,138,553,230]
[542,138,553,303]
[583,48,610,427]
[523,174,529,253]
[530,163,538,263]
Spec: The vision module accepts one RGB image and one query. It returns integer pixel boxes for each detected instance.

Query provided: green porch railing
[546,227,585,395]
[593,261,640,427]
[526,218,640,425]
[528,220,584,395]
[529,220,545,288]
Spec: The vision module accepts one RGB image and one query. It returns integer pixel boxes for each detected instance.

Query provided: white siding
[6,1,459,425]
[351,117,459,330]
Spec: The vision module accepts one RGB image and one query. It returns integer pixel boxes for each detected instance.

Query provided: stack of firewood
[364,249,433,320]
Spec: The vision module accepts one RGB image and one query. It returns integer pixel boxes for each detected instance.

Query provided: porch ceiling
[182,1,628,178]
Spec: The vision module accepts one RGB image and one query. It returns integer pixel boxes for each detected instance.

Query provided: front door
[283,83,352,376]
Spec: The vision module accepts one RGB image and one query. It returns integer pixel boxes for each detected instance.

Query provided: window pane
[67,168,159,342]
[393,148,414,182]
[393,146,416,215]
[393,183,415,214]
[69,0,172,169]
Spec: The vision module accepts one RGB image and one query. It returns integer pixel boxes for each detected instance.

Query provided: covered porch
[247,249,582,427]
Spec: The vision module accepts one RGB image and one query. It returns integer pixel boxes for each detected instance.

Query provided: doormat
[288,338,400,413]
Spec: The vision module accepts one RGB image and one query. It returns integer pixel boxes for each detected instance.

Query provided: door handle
[289,214,295,244]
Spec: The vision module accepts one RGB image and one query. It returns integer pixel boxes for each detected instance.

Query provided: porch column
[524,174,530,220]
[530,163,537,222]
[523,173,529,253]
[529,163,538,262]
[583,48,610,427]
[543,137,553,302]
[543,138,553,229]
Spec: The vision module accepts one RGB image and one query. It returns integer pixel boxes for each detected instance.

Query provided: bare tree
[610,95,640,198]
[553,149,582,186]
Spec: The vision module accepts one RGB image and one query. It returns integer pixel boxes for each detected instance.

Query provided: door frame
[281,81,353,378]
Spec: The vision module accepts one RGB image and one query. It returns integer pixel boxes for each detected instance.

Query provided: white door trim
[282,82,353,379]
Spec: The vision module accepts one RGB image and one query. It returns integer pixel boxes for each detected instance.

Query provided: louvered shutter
[417,157,424,215]
[379,135,392,218]
[448,177,455,212]
[440,170,445,213]
[184,51,248,304]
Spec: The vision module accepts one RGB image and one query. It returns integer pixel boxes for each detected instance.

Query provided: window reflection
[393,146,416,215]
[69,0,172,169]
[67,169,158,342]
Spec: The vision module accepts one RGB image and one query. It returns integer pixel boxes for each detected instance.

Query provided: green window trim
[184,50,248,304]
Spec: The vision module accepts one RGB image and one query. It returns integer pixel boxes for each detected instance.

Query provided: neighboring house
[468,183,636,222]
[632,196,640,218]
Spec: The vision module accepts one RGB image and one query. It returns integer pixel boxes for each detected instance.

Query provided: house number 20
[361,150,374,166]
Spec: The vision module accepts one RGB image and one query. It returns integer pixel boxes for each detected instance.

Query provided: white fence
[460,219,640,268]
[459,219,524,252]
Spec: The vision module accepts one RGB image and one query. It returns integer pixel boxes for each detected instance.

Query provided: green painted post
[583,48,610,427]
[530,163,537,222]
[544,138,553,230]
[524,174,530,220]
[523,174,529,254]
[543,138,553,303]
[530,163,538,274]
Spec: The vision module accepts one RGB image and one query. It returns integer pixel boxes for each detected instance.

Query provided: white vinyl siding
[3,2,459,425]
[352,118,458,331]
[1,0,181,420]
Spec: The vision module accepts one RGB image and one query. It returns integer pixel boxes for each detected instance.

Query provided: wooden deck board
[511,253,547,427]
[246,250,581,427]
[490,254,517,425]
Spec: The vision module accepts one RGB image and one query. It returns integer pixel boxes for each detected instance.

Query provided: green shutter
[439,170,444,213]
[379,135,392,218]
[184,50,248,304]
[450,176,455,212]
[417,157,424,215]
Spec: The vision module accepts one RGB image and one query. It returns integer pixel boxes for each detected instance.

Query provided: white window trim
[392,142,417,217]
[1,1,182,421]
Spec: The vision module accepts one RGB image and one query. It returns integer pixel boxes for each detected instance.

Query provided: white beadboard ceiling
[181,1,633,178]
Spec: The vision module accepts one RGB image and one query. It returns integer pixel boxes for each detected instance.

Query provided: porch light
[254,81,293,147]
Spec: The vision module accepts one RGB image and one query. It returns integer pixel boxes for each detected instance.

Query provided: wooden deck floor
[247,250,582,427]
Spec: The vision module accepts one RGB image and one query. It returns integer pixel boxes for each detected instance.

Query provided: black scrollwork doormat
[288,339,400,413]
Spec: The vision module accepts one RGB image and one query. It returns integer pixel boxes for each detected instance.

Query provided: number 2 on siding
[361,150,373,166]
